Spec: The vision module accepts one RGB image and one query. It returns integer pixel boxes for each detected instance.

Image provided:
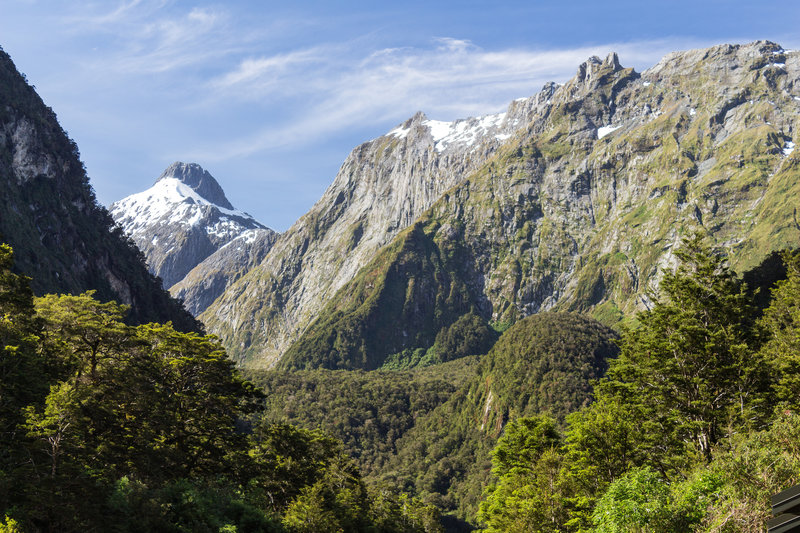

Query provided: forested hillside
[475,236,800,531]
[254,311,620,523]
[248,236,799,530]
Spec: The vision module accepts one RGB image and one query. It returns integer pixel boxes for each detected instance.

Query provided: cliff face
[202,41,799,369]
[170,228,277,316]
[201,89,553,366]
[277,41,800,370]
[0,48,201,331]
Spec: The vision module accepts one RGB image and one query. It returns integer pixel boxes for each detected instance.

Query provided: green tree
[759,250,800,405]
[0,245,49,519]
[591,466,670,533]
[562,396,645,530]
[700,410,800,531]
[0,244,45,425]
[598,234,768,465]
[107,322,260,481]
[35,291,133,382]
[478,416,570,532]
[247,422,344,513]
[281,454,372,533]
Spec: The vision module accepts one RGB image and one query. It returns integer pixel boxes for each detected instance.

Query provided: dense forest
[250,234,800,531]
[1,233,799,531]
[0,243,440,532]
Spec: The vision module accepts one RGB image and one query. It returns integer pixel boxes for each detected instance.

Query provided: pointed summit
[603,52,621,71]
[110,163,271,288]
[157,162,234,210]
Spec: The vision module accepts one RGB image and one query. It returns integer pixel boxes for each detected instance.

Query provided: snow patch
[689,108,697,116]
[784,141,796,156]
[241,230,258,244]
[422,112,510,152]
[642,81,651,87]
[388,126,410,139]
[597,125,621,139]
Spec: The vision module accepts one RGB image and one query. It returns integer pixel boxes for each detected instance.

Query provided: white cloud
[63,0,166,28]
[61,1,237,75]
[211,48,325,94]
[200,37,716,161]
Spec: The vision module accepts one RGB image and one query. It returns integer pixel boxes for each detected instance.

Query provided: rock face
[171,228,277,316]
[276,41,800,370]
[201,88,554,366]
[206,41,800,369]
[0,48,201,331]
[110,162,274,290]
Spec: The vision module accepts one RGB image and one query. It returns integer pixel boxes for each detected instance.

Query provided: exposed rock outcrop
[201,85,556,366]
[276,41,800,370]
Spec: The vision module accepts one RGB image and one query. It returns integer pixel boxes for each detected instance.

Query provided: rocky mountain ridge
[170,228,277,316]
[199,85,555,366]
[276,41,800,370]
[110,162,275,290]
[198,41,800,369]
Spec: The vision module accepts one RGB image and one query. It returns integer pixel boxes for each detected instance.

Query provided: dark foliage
[0,247,439,532]
[280,223,487,370]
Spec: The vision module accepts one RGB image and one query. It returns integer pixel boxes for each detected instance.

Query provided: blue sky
[2,1,799,230]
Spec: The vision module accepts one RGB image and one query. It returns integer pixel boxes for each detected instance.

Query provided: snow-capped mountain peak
[156,161,235,209]
[109,162,273,289]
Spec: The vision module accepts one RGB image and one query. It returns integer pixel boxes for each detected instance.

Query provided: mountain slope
[110,162,273,289]
[0,47,200,331]
[170,228,277,315]
[201,87,556,366]
[260,41,800,370]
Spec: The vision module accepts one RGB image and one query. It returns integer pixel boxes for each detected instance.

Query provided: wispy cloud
[63,0,166,29]
[211,48,327,95]
[62,1,238,75]
[199,36,716,161]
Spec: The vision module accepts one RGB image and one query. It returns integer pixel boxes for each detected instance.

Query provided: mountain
[170,228,277,315]
[201,88,553,366]
[0,47,200,331]
[200,41,800,369]
[109,162,274,292]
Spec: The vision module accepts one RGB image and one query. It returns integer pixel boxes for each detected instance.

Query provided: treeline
[477,235,800,531]
[0,244,441,532]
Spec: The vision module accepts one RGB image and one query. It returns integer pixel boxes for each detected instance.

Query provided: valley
[1,38,800,532]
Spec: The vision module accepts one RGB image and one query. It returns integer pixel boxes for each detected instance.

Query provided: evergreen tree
[478,416,569,532]
[0,245,48,518]
[758,250,800,405]
[598,234,768,465]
